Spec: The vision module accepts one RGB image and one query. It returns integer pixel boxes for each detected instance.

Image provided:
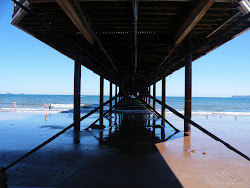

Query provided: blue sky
[1,1,250,97]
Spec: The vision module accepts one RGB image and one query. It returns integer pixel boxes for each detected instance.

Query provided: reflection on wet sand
[58,99,183,187]
[3,98,250,187]
[183,132,191,158]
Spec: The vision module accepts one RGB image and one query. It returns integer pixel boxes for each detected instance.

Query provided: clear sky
[1,1,250,97]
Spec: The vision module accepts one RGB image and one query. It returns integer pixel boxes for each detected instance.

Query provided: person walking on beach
[13,101,16,108]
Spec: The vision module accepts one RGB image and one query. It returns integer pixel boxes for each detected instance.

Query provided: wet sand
[156,114,250,188]
[157,133,250,188]
[1,99,250,187]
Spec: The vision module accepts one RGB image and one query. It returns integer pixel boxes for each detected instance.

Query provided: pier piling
[73,55,81,132]
[184,43,192,132]
[161,73,166,127]
[100,75,104,126]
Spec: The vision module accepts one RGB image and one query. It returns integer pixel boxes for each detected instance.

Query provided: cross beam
[56,0,94,44]
[154,0,215,71]
[56,0,117,70]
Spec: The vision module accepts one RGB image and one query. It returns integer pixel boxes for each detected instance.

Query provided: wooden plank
[56,0,94,44]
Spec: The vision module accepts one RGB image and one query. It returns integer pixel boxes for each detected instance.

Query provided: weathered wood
[56,0,94,44]
[74,55,81,132]
[155,0,215,71]
[175,0,215,45]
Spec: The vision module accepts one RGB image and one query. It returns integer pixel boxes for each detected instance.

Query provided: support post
[74,55,81,132]
[109,81,112,112]
[115,85,118,105]
[100,75,104,126]
[153,82,156,111]
[161,73,166,125]
[184,43,192,132]
[148,86,151,104]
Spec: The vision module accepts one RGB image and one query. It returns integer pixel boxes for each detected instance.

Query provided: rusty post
[184,42,192,132]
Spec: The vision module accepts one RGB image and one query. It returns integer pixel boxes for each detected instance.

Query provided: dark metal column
[74,55,81,132]
[184,44,192,132]
[109,81,112,112]
[148,86,151,104]
[100,76,104,126]
[161,73,166,122]
[115,85,117,105]
[153,82,156,111]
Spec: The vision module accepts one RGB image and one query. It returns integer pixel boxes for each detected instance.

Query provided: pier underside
[3,0,250,187]
[12,0,250,89]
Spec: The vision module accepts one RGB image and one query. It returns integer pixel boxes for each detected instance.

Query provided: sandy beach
[0,108,250,187]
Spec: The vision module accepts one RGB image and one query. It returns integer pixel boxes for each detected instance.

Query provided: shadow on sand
[58,103,183,188]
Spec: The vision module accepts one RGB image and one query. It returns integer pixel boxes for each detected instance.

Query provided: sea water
[1,94,250,116]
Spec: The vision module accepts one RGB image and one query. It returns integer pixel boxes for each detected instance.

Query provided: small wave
[0,107,67,113]
[163,111,250,116]
[50,104,74,108]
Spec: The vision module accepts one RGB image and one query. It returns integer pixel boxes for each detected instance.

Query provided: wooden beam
[154,0,214,71]
[56,0,94,44]
[56,0,118,71]
[175,0,215,45]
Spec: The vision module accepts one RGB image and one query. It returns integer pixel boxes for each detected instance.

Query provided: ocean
[1,94,250,116]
